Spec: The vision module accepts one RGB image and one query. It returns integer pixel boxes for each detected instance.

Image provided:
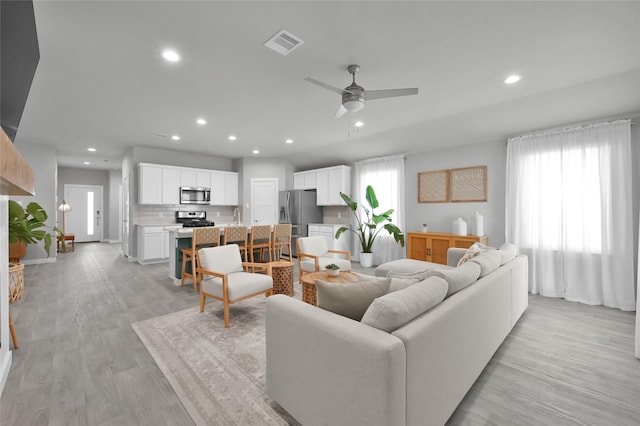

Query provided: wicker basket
[8,262,25,304]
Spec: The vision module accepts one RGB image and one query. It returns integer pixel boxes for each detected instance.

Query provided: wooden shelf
[1,127,34,195]
[407,232,488,265]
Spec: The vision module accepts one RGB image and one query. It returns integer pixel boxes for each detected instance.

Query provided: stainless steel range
[176,211,215,228]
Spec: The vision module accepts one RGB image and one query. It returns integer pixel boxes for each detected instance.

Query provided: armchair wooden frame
[197,261,273,328]
[296,239,351,282]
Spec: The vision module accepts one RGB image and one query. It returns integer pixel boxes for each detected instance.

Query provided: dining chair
[222,225,248,262]
[271,223,292,261]
[248,224,272,263]
[181,226,221,291]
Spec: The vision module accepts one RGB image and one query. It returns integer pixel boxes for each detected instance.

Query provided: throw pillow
[425,261,481,297]
[456,242,494,267]
[468,250,502,277]
[315,278,391,321]
[361,277,448,332]
[499,243,518,265]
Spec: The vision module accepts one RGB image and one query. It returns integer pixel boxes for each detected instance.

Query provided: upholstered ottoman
[374,258,453,277]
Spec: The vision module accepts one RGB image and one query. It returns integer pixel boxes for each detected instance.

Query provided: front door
[250,178,278,224]
[64,184,103,243]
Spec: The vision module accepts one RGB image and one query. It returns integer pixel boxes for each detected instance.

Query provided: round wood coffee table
[299,271,358,306]
[270,260,294,296]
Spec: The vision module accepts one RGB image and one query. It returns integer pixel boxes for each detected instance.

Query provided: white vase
[360,252,374,268]
[327,269,340,277]
[472,211,484,236]
[452,217,468,236]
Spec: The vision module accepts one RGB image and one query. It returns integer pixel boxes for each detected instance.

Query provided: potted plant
[325,263,340,277]
[335,185,404,268]
[7,201,55,325]
[9,200,54,258]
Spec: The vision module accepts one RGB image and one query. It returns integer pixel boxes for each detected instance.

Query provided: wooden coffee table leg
[9,310,18,349]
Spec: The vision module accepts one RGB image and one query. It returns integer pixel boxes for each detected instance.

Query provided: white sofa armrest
[266,295,406,426]
[447,247,467,267]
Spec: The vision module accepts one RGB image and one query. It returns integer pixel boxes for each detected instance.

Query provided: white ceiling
[15,1,640,170]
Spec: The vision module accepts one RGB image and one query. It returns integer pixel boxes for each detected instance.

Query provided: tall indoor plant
[335,185,404,267]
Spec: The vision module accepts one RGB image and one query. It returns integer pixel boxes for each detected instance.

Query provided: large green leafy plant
[335,185,404,253]
[8,200,53,257]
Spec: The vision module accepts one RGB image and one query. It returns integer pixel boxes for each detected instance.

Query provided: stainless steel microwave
[179,187,211,205]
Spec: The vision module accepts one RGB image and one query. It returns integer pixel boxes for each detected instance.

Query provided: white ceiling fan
[305,65,419,118]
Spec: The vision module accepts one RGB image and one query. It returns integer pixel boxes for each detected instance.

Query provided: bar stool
[248,224,272,262]
[271,223,292,261]
[223,225,248,262]
[181,226,221,292]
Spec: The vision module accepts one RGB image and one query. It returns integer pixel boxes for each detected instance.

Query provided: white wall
[11,142,58,262]
[108,169,122,242]
[236,157,295,222]
[404,139,507,247]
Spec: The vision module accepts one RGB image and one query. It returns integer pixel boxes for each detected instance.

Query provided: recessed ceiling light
[285,139,294,144]
[504,75,521,84]
[228,135,237,141]
[196,118,206,125]
[171,135,180,141]
[83,161,90,165]
[162,49,181,62]
[252,149,260,154]
[87,147,97,152]
[354,121,364,127]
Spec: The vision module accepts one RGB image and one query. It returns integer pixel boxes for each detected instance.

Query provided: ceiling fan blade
[365,88,419,101]
[334,104,347,119]
[305,77,347,95]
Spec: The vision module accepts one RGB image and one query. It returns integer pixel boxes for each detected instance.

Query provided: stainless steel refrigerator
[279,189,322,257]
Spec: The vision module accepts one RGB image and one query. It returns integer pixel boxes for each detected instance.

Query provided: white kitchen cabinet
[294,170,317,190]
[210,171,239,205]
[196,170,211,189]
[138,163,234,206]
[162,167,180,204]
[180,169,197,187]
[299,165,351,206]
[308,224,350,255]
[137,226,170,263]
[138,164,163,204]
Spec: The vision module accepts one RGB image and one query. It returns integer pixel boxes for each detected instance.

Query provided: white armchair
[197,244,273,327]
[296,235,351,281]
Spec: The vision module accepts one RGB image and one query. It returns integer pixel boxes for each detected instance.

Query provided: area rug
[131,296,300,425]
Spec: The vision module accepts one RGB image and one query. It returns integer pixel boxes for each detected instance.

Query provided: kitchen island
[165,224,248,286]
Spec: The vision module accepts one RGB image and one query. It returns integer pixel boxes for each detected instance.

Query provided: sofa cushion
[374,259,449,277]
[468,250,502,277]
[361,276,448,332]
[316,278,391,321]
[388,276,422,292]
[499,243,518,265]
[425,261,481,297]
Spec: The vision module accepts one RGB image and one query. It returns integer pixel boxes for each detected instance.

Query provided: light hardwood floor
[1,243,638,425]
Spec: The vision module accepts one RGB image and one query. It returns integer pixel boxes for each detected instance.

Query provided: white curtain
[353,155,405,265]
[506,120,635,311]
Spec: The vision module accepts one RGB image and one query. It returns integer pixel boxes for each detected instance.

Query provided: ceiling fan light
[343,99,364,112]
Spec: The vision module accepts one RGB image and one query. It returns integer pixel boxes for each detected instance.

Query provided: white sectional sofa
[266,246,528,426]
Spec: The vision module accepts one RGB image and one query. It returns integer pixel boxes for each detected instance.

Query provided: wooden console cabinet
[407,232,488,265]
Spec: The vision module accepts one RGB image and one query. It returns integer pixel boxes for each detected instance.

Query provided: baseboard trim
[0,351,12,397]
[21,257,57,265]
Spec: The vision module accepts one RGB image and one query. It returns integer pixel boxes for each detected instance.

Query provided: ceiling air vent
[264,29,304,56]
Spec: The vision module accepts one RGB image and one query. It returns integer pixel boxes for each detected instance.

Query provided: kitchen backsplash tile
[135,205,235,225]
